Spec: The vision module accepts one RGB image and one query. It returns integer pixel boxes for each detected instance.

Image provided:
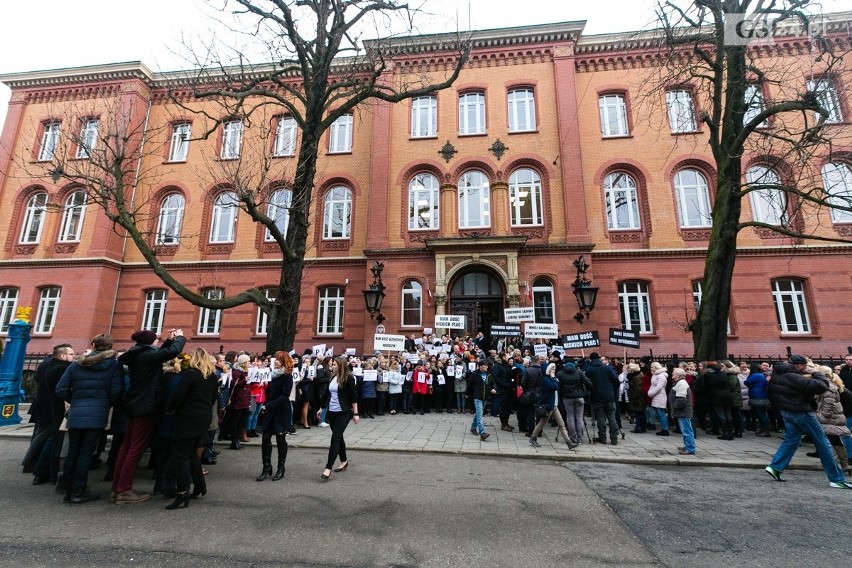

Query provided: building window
[772,279,811,333]
[599,94,629,136]
[256,288,277,336]
[509,168,543,226]
[458,171,490,229]
[34,287,61,334]
[58,190,87,242]
[0,288,19,334]
[532,278,555,324]
[273,116,297,157]
[666,89,697,133]
[411,96,437,138]
[459,92,486,135]
[322,186,352,239]
[265,189,292,241]
[141,290,168,335]
[508,88,536,132]
[674,169,712,228]
[408,173,439,230]
[38,121,61,161]
[821,162,852,223]
[19,192,49,244]
[807,77,843,123]
[169,123,191,162]
[75,119,98,159]
[603,172,640,230]
[692,280,731,334]
[221,120,243,159]
[401,281,422,327]
[747,166,787,225]
[210,191,238,243]
[743,84,767,128]
[156,193,185,245]
[198,288,223,335]
[329,114,353,153]
[618,281,653,333]
[317,287,345,335]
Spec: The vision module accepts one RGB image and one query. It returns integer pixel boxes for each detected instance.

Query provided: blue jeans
[770,410,844,483]
[654,407,669,432]
[470,399,485,434]
[246,397,263,431]
[844,417,852,460]
[678,417,695,453]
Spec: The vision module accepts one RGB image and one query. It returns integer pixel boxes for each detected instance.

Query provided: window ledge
[601,134,633,140]
[216,157,241,161]
[671,130,703,136]
[458,132,488,138]
[271,154,295,159]
[164,159,188,164]
[639,333,659,339]
[327,151,353,156]
[779,333,821,339]
[193,335,221,340]
[313,334,343,339]
[507,129,539,135]
[410,135,438,141]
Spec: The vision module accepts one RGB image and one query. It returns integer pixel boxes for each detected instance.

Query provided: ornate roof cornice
[0,61,155,89]
[591,244,852,261]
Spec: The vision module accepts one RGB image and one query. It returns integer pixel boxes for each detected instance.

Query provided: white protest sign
[435,315,466,329]
[525,323,559,339]
[345,348,356,356]
[373,334,406,352]
[312,344,326,357]
[423,327,433,335]
[362,370,378,382]
[534,344,549,358]
[504,307,536,322]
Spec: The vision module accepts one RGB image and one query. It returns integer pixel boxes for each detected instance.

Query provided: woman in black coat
[320,356,361,480]
[256,351,294,481]
[164,348,219,510]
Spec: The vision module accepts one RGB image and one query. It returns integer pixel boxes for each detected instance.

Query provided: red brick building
[1,15,851,357]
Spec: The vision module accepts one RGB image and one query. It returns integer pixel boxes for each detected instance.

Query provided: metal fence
[635,345,852,369]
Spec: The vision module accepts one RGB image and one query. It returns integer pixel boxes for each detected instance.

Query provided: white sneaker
[828,481,852,489]
[319,422,329,428]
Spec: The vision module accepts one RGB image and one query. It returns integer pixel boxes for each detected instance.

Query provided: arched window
[266,189,292,241]
[19,192,49,244]
[603,172,640,230]
[821,162,852,223]
[532,278,554,324]
[58,190,87,242]
[323,186,352,239]
[674,168,712,228]
[458,171,490,229]
[408,173,439,230]
[210,191,238,243]
[401,281,422,327]
[157,193,185,245]
[509,168,543,226]
[746,166,787,225]
[0,288,19,334]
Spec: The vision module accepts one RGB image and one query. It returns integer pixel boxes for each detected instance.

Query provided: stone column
[439,183,457,238]
[490,180,509,236]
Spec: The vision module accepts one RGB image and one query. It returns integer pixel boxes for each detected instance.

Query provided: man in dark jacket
[29,344,75,484]
[111,328,186,504]
[585,352,620,445]
[490,354,515,431]
[765,355,852,488]
[55,334,124,503]
[465,360,490,441]
[22,345,73,475]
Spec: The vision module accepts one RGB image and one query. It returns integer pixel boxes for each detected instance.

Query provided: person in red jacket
[227,355,252,449]
[412,364,429,415]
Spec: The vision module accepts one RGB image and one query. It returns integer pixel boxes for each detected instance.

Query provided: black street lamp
[362,261,386,325]
[571,255,598,324]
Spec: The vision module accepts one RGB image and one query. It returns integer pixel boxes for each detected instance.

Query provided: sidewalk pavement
[2,405,824,471]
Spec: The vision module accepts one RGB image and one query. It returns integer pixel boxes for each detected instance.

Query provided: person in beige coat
[810,366,852,475]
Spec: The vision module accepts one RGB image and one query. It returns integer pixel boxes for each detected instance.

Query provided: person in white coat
[648,362,670,436]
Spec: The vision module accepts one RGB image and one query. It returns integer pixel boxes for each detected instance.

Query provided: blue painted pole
[0,308,32,426]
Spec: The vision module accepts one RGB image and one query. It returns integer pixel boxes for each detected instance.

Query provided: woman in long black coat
[256,351,294,481]
[165,348,219,509]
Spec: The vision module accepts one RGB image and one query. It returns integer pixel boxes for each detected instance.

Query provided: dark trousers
[22,422,51,468]
[34,428,62,481]
[517,403,534,433]
[112,414,156,493]
[231,409,248,441]
[171,436,203,494]
[433,389,446,412]
[325,411,351,469]
[496,394,513,425]
[375,391,387,415]
[387,393,400,413]
[153,436,176,494]
[64,428,103,492]
[632,409,647,431]
[591,402,619,442]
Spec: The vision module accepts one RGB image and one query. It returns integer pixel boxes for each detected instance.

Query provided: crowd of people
[19,329,852,505]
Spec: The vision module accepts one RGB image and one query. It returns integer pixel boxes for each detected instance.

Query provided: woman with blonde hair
[256,351,294,482]
[319,356,360,480]
[808,366,852,475]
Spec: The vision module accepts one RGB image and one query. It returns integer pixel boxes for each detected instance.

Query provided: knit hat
[131,329,157,345]
[788,354,807,365]
[237,354,251,364]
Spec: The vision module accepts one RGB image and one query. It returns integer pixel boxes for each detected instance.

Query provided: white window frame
[328,114,353,153]
[58,190,87,242]
[411,96,437,138]
[198,288,223,335]
[821,162,852,223]
[256,288,277,336]
[772,279,811,334]
[38,121,61,161]
[0,288,19,334]
[19,192,49,244]
[156,193,185,245]
[401,281,422,327]
[317,287,345,335]
[692,280,731,334]
[322,186,352,239]
[75,118,98,159]
[618,282,653,333]
[141,290,168,335]
[807,77,843,124]
[273,116,297,157]
[674,169,712,228]
[169,123,191,162]
[408,173,440,230]
[265,189,293,241]
[743,84,768,128]
[604,172,641,230]
[210,191,238,243]
[458,171,491,229]
[459,92,486,135]
[221,120,243,159]
[599,94,629,136]
[747,166,787,225]
[532,278,555,324]
[509,168,543,226]
[34,287,61,334]
[508,88,536,132]
[666,89,697,133]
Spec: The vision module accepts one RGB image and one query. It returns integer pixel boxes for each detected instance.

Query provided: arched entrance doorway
[449,269,504,336]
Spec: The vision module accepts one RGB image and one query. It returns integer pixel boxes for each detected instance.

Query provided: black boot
[272,434,287,481]
[257,435,273,481]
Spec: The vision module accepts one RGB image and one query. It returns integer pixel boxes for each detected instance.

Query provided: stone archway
[447,268,505,336]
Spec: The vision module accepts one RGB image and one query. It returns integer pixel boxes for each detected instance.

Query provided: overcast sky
[0,0,847,129]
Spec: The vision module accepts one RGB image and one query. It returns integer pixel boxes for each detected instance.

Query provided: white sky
[0,0,847,129]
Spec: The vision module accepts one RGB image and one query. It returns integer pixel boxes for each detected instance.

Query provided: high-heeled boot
[272,434,288,481]
[834,446,851,475]
[165,492,190,510]
[257,436,273,481]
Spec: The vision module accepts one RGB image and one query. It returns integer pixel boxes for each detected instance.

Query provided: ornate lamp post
[571,255,599,324]
[362,261,386,326]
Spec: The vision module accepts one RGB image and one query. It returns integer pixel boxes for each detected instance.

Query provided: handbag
[534,403,549,419]
[516,386,523,399]
[519,388,538,406]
